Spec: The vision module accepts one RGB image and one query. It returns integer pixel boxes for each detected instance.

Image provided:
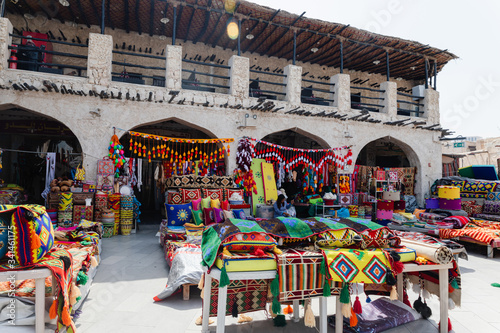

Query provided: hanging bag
[75,163,86,181]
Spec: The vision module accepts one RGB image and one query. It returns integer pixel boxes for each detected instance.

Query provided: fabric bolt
[399,238,453,264]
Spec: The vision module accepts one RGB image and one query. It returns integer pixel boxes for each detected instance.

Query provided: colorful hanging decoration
[236,138,254,172]
[108,135,126,178]
[248,137,353,171]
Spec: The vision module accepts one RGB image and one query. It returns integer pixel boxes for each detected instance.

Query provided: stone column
[87,33,113,86]
[0,18,13,72]
[423,88,439,123]
[283,64,302,105]
[229,55,249,99]
[379,81,397,116]
[331,74,350,112]
[165,45,182,90]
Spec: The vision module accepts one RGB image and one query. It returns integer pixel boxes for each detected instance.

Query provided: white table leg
[201,273,211,333]
[439,268,449,333]
[487,245,493,258]
[216,285,228,333]
[335,296,342,333]
[292,299,300,322]
[397,273,404,302]
[35,276,45,333]
[319,296,327,333]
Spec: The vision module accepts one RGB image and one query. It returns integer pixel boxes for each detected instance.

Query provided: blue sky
[255,0,500,138]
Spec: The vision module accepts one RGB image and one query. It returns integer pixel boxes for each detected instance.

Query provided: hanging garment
[41,152,56,200]
[137,158,143,192]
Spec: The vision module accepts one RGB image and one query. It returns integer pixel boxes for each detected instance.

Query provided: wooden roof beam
[183,0,198,42]
[76,0,91,28]
[243,9,280,53]
[106,0,115,30]
[211,1,240,47]
[192,0,211,44]
[265,11,305,57]
[149,0,155,36]
[204,11,224,45]
[300,28,339,63]
[88,0,101,28]
[135,0,142,35]
[278,25,310,59]
[159,1,169,37]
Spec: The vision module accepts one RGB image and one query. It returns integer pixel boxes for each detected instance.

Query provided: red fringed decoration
[283,304,293,315]
[438,318,452,332]
[353,296,362,314]
[251,248,266,257]
[392,260,404,275]
[403,289,412,308]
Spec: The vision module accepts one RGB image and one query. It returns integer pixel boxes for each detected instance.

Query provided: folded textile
[418,212,446,224]
[439,219,500,245]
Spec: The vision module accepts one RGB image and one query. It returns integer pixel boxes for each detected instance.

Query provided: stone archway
[260,127,330,149]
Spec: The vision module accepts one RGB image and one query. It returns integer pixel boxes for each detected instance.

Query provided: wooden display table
[0,268,52,333]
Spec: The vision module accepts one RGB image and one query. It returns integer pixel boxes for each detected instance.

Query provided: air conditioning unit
[412,85,425,100]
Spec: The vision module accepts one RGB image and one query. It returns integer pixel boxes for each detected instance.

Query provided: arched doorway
[355,136,420,198]
[0,107,82,204]
[260,128,330,149]
[121,119,224,222]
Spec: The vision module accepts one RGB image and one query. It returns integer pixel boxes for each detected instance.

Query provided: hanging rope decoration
[128,131,233,167]
[247,137,353,171]
[109,135,126,178]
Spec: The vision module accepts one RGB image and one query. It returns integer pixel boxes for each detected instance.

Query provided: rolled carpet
[400,238,453,264]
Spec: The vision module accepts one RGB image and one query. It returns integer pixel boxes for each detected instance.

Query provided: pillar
[87,33,113,86]
[229,55,249,99]
[283,64,302,105]
[379,81,397,116]
[0,17,13,72]
[166,45,182,90]
[330,73,350,112]
[423,88,439,123]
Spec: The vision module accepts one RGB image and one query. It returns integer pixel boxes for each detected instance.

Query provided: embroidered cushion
[203,208,215,225]
[165,203,193,226]
[195,175,214,188]
[211,199,221,209]
[315,229,359,248]
[180,188,201,203]
[0,205,55,266]
[171,174,196,187]
[213,208,225,223]
[192,209,204,226]
[214,176,234,188]
[225,189,244,201]
[191,198,202,211]
[460,192,487,199]
[232,209,246,220]
[222,232,277,252]
[450,180,465,190]
[483,201,500,215]
[167,191,183,205]
[201,197,212,210]
[223,210,234,219]
[203,189,223,201]
[221,200,230,211]
[477,181,497,193]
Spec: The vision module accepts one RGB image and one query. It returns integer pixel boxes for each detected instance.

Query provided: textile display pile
[0,205,100,331]
[199,216,459,328]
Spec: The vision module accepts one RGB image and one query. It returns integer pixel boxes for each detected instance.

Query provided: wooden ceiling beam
[149,0,155,36]
[135,0,142,35]
[159,1,169,37]
[192,0,211,44]
[106,0,115,30]
[183,0,198,42]
[88,0,101,28]
[210,1,240,48]
[299,28,338,62]
[124,0,130,33]
[265,11,305,57]
[242,9,280,53]
[203,11,223,45]
[76,0,91,28]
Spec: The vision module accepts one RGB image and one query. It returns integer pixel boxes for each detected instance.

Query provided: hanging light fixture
[311,47,319,53]
[23,13,35,20]
[373,60,380,65]
[59,0,70,6]
[160,17,170,24]
[227,20,239,40]
[246,34,254,40]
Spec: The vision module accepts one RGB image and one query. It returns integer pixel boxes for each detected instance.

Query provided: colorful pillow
[221,200,230,211]
[167,191,183,205]
[315,229,359,248]
[192,197,202,211]
[483,201,500,215]
[192,209,204,226]
[0,205,55,266]
[213,208,225,223]
[211,199,221,209]
[462,182,487,194]
[223,210,234,219]
[203,208,215,225]
[222,232,277,252]
[225,188,244,201]
[450,180,465,190]
[165,203,193,226]
[201,197,212,210]
[460,192,487,199]
[477,182,497,193]
[203,188,223,201]
[180,188,202,203]
[232,209,246,220]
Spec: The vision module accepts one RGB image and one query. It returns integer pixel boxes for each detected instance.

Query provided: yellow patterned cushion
[215,252,277,272]
[316,229,359,248]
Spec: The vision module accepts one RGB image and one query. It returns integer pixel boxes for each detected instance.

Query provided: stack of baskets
[58,192,73,227]
[101,211,115,238]
[108,194,121,235]
[120,195,134,235]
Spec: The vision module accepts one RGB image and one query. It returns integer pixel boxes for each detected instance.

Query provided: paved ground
[74,224,500,333]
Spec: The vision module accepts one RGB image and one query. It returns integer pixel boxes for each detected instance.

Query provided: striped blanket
[439,219,500,245]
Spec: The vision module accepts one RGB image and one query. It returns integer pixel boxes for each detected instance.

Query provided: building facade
[0,1,456,203]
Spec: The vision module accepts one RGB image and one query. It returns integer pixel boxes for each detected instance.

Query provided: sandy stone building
[0,0,457,204]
